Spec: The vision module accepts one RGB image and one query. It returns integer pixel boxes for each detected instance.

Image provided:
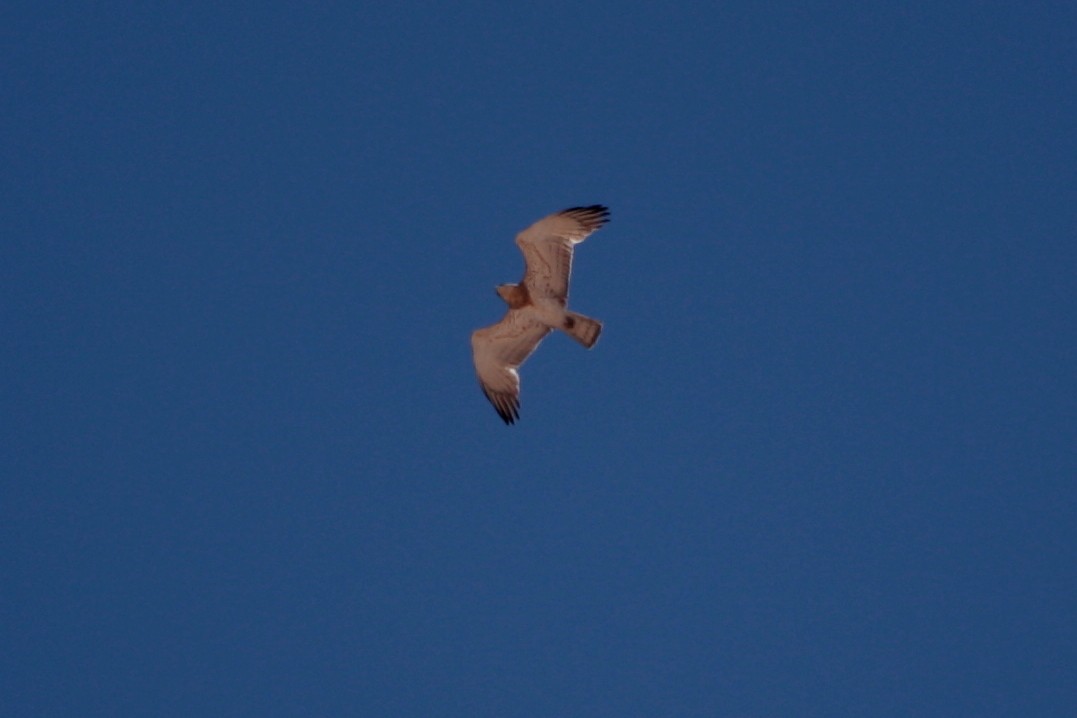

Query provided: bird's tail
[562,312,602,349]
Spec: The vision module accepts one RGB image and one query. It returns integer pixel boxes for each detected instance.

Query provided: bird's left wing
[470,307,551,424]
[515,205,609,303]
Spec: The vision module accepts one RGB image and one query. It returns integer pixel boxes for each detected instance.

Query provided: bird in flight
[471,205,610,424]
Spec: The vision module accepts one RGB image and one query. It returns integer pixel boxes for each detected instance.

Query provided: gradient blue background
[4,2,1075,715]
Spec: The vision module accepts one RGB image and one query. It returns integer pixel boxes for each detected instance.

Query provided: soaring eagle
[471,205,610,424]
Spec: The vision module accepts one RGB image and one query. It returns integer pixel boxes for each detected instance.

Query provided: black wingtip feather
[561,204,610,228]
[495,398,516,425]
[483,387,519,425]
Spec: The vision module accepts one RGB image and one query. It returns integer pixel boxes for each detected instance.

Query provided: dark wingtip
[561,204,610,228]
[483,386,520,425]
[496,404,517,425]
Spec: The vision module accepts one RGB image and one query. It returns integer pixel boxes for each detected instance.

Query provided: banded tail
[563,312,602,349]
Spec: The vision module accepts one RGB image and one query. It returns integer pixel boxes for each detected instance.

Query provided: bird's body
[471,205,609,424]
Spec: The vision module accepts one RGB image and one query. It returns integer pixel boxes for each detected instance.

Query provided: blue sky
[3,2,1075,715]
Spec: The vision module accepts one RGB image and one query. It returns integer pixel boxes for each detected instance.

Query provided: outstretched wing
[470,307,552,424]
[515,205,609,303]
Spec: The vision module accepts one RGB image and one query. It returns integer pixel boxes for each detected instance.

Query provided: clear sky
[3,2,1075,716]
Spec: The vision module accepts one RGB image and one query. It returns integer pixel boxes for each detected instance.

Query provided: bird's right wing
[470,308,551,424]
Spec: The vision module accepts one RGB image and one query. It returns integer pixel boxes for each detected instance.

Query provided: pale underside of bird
[470,205,610,424]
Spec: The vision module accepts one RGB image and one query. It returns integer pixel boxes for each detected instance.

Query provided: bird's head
[495,283,528,308]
